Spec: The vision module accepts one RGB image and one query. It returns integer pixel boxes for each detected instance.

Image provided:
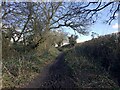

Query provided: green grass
[2,47,60,88]
[64,49,119,88]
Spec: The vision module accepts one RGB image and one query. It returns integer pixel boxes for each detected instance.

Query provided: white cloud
[112,23,120,29]
[77,39,81,43]
[113,30,119,33]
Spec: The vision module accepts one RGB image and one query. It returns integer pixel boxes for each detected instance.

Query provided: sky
[76,20,119,43]
[64,18,119,43]
[64,5,119,43]
[1,1,119,44]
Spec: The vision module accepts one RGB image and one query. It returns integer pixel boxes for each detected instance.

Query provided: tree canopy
[2,1,119,48]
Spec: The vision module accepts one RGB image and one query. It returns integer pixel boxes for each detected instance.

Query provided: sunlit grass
[2,47,60,88]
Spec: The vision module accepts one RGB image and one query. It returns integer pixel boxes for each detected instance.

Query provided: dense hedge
[75,32,120,85]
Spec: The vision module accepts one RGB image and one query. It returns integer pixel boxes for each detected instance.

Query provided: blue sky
[64,6,119,43]
[78,20,118,42]
[64,19,118,43]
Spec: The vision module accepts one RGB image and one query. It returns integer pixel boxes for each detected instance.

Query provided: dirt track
[23,52,77,88]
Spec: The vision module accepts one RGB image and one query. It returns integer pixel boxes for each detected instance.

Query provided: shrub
[74,32,120,85]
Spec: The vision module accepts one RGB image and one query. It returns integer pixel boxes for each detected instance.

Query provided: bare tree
[2,2,119,83]
[2,2,119,46]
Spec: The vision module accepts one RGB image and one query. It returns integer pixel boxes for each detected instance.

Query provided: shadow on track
[24,52,77,88]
